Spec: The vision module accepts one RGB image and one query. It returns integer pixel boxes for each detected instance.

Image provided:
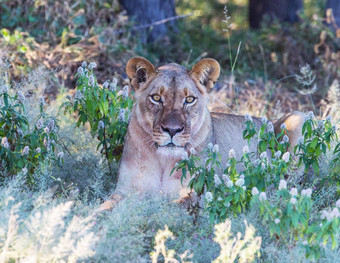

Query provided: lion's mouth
[156,142,184,148]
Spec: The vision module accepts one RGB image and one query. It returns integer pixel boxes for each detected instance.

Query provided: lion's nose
[161,125,184,138]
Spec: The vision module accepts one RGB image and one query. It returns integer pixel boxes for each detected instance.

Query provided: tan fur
[99,57,305,211]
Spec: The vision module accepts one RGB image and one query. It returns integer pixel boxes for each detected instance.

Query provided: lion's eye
[185,96,196,104]
[150,94,162,103]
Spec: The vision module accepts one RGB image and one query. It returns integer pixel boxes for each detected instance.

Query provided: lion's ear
[189,58,220,93]
[126,57,156,91]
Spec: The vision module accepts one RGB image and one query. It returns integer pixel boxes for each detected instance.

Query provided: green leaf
[312,162,319,175]
[310,137,318,150]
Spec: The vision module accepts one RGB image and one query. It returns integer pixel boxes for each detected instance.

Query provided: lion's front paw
[95,194,123,213]
[175,195,194,209]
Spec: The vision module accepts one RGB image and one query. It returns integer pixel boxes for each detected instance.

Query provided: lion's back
[211,112,261,164]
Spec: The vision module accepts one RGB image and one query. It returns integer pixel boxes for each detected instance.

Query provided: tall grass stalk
[222,6,242,111]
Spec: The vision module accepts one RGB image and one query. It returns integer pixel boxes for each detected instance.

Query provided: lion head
[126,57,220,157]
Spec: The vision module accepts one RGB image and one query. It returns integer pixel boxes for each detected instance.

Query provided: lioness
[99,56,304,211]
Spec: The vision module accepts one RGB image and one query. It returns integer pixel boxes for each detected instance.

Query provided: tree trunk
[119,0,177,43]
[326,0,340,30]
[249,0,303,29]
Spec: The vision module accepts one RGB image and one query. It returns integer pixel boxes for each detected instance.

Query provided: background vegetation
[0,0,339,262]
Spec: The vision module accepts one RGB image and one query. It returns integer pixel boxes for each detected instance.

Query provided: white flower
[235,178,245,187]
[279,179,287,190]
[228,149,236,159]
[58,152,64,159]
[205,192,213,202]
[88,62,97,70]
[283,135,289,143]
[301,188,312,198]
[22,167,27,175]
[212,144,219,153]
[336,199,340,208]
[317,120,325,131]
[120,85,129,98]
[242,186,246,190]
[244,114,253,122]
[118,108,126,122]
[274,150,282,159]
[274,218,280,224]
[243,145,249,154]
[88,75,95,87]
[261,116,268,123]
[320,210,328,220]
[181,151,188,160]
[189,147,196,155]
[221,174,229,184]
[217,197,222,201]
[282,152,290,163]
[260,152,267,159]
[44,127,50,133]
[36,147,41,153]
[112,77,118,86]
[280,123,287,130]
[207,142,213,150]
[302,240,308,245]
[214,174,222,186]
[1,137,9,149]
[322,208,340,221]
[77,66,84,76]
[304,111,314,122]
[326,115,332,122]
[226,180,233,188]
[98,120,105,129]
[290,197,297,205]
[17,91,25,103]
[22,146,29,156]
[109,82,116,91]
[259,192,267,202]
[331,208,340,219]
[290,188,298,196]
[267,122,274,133]
[251,187,259,195]
[48,119,55,131]
[103,81,109,89]
[81,61,87,67]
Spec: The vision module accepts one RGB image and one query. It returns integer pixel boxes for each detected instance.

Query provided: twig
[57,131,76,162]
[115,13,193,34]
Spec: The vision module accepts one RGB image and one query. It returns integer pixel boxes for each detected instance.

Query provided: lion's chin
[156,145,187,158]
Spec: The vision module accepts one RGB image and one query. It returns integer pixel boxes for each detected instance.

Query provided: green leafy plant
[172,112,339,228]
[251,182,340,260]
[0,84,58,186]
[61,62,133,178]
[294,112,338,176]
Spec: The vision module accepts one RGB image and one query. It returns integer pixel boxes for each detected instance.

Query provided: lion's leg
[274,111,305,150]
[96,193,124,213]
